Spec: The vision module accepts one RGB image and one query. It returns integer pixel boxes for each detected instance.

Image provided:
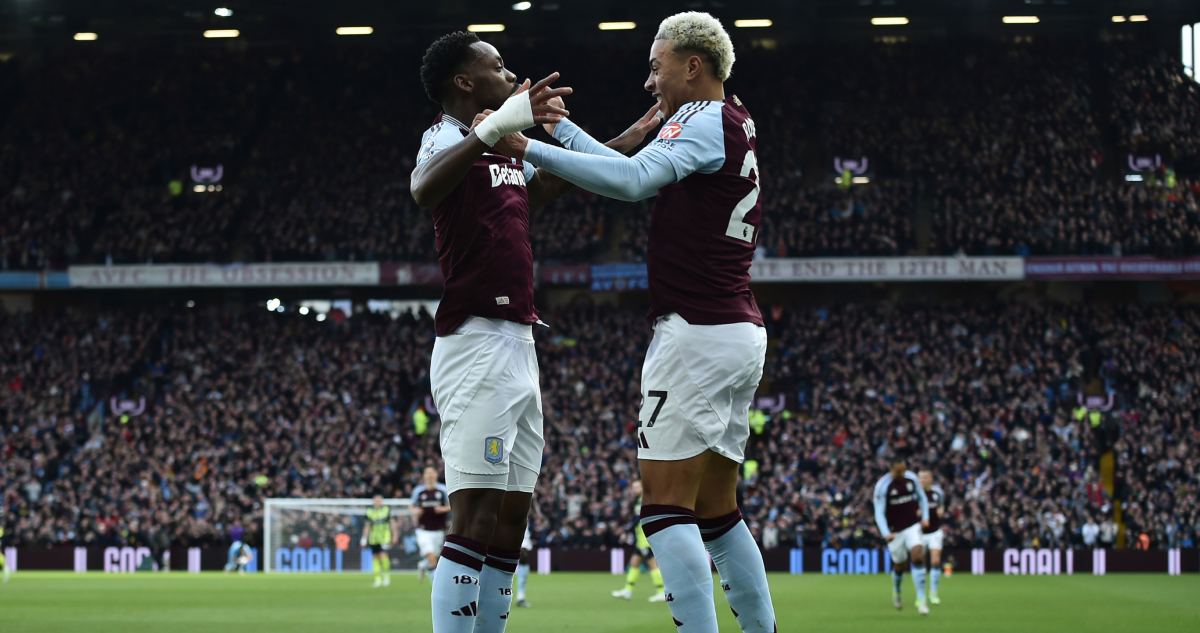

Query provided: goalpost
[263,498,421,573]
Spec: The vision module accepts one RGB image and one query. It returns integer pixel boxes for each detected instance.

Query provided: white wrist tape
[474,91,535,146]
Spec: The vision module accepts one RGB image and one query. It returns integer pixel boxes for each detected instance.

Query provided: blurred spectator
[2,300,1198,550]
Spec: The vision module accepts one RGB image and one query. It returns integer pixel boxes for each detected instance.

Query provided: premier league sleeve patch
[484,437,504,464]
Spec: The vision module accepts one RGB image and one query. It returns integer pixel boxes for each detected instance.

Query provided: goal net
[264,498,422,573]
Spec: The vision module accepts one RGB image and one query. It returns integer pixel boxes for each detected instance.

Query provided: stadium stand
[2,41,1198,269]
[2,33,1199,558]
[2,303,1197,551]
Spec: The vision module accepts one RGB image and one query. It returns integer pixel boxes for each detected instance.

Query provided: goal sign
[264,498,420,573]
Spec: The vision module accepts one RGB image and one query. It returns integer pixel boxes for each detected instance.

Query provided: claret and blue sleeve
[524,101,726,202]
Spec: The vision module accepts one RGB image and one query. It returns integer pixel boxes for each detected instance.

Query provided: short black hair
[420,31,482,103]
[890,453,907,466]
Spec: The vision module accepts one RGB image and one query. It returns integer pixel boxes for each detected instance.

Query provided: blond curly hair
[654,11,735,81]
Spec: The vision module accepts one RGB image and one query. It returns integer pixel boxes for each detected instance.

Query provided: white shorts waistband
[451,315,534,341]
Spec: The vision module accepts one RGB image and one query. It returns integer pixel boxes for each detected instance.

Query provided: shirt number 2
[725,150,760,243]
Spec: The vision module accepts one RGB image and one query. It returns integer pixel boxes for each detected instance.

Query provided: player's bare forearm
[435,505,451,514]
[409,134,490,208]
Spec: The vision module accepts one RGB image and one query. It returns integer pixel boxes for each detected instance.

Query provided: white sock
[642,505,719,633]
[432,535,487,633]
[472,548,518,633]
[930,567,941,594]
[911,564,927,602]
[516,563,529,601]
[700,510,775,631]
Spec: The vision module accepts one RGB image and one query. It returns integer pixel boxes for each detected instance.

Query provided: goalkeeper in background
[362,495,398,587]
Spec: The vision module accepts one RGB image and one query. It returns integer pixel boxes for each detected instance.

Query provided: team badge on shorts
[484,437,504,464]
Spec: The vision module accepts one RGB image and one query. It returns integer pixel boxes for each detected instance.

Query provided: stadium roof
[1,0,1199,47]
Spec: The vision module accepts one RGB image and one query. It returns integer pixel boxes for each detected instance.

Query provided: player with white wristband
[410,31,661,633]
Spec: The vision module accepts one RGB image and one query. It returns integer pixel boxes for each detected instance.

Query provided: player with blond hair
[488,12,774,632]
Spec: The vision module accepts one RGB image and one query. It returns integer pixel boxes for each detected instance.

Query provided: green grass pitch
[1,571,1198,632]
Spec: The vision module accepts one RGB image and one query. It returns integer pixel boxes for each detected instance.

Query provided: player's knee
[930,552,941,567]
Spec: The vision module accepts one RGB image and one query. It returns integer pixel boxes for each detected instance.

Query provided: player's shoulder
[903,470,921,481]
[874,472,894,490]
[424,111,469,135]
[666,100,721,124]
[659,100,723,140]
[932,484,945,496]
[412,484,427,495]
[417,112,469,163]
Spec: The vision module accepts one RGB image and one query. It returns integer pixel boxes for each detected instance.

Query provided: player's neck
[682,79,725,106]
[442,99,481,131]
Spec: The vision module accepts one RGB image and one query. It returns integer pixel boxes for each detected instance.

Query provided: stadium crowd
[2,301,1197,555]
[3,40,1199,270]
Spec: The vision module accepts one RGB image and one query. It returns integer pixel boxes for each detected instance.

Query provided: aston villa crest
[485,437,504,464]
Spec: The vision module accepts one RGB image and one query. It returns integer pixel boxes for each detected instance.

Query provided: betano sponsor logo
[488,163,527,188]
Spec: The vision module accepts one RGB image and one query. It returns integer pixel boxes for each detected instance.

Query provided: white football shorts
[888,523,926,565]
[416,529,446,557]
[922,528,944,552]
[637,313,767,463]
[431,316,544,494]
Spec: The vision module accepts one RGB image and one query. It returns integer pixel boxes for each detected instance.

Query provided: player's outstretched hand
[610,102,663,154]
[523,73,571,126]
[473,74,569,147]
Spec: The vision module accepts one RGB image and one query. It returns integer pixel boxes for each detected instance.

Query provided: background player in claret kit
[487,12,775,633]
[412,465,451,583]
[918,469,946,605]
[362,495,398,587]
[410,31,662,633]
[612,480,666,602]
[873,456,931,615]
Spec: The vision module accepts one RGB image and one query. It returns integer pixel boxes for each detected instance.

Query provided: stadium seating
[2,41,1198,269]
[2,303,1196,551]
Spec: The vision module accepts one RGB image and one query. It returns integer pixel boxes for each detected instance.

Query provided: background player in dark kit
[873,455,931,615]
[412,465,450,583]
[918,468,946,604]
